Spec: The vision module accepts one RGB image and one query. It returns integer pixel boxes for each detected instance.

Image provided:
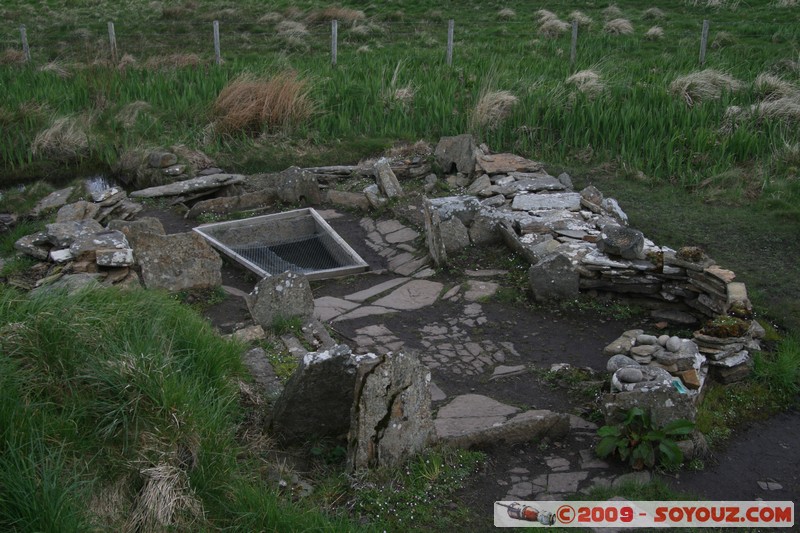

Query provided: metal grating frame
[193,208,369,280]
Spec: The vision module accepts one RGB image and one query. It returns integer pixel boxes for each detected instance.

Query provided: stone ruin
[3,134,767,471]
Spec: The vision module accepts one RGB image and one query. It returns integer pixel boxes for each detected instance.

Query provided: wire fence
[3,17,798,70]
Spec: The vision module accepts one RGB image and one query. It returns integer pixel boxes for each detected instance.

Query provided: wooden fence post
[699,19,709,66]
[331,19,338,67]
[107,21,117,63]
[19,25,31,63]
[570,20,578,70]
[213,20,221,65]
[446,19,454,66]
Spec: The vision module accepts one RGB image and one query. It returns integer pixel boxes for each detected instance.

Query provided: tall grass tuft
[498,8,516,20]
[603,5,624,19]
[670,69,743,106]
[540,19,571,38]
[0,49,26,65]
[754,335,800,403]
[212,71,314,136]
[645,26,665,40]
[472,90,518,131]
[307,7,366,25]
[569,11,594,27]
[643,7,666,20]
[566,70,605,98]
[31,115,91,162]
[535,9,559,23]
[604,18,634,35]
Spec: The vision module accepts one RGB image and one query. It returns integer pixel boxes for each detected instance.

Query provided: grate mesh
[232,232,357,276]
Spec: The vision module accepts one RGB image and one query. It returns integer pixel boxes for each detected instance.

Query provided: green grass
[0,284,362,531]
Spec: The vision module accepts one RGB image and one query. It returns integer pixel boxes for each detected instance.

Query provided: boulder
[374,158,404,199]
[269,345,378,443]
[135,231,222,291]
[31,187,74,216]
[597,225,645,260]
[247,271,314,330]
[435,134,477,176]
[347,351,435,471]
[46,219,104,248]
[528,253,579,302]
[56,201,100,223]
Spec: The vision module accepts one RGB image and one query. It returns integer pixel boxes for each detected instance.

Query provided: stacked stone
[693,320,765,384]
[424,135,754,329]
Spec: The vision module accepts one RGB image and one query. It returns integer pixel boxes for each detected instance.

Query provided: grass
[0,284,362,531]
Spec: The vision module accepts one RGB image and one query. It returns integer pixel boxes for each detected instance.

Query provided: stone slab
[314,296,360,322]
[373,280,443,310]
[511,192,582,211]
[344,278,411,302]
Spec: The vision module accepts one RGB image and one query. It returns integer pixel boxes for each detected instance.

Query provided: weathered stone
[111,199,143,221]
[439,216,471,254]
[636,334,660,345]
[148,151,177,168]
[607,354,640,372]
[96,248,135,267]
[467,174,492,195]
[242,346,282,398]
[511,192,581,211]
[711,362,752,384]
[597,225,645,260]
[162,164,186,176]
[374,158,404,199]
[726,282,751,314]
[557,172,573,189]
[601,197,629,225]
[373,280,443,310]
[130,173,245,198]
[56,201,100,222]
[107,217,165,249]
[270,345,378,442]
[678,369,701,389]
[435,134,477,176]
[347,351,435,471]
[494,176,566,196]
[603,333,638,357]
[427,195,483,226]
[528,253,578,302]
[490,365,527,380]
[90,186,123,204]
[434,394,568,447]
[325,190,370,210]
[135,231,222,291]
[14,232,51,260]
[49,248,74,263]
[631,345,658,358]
[666,336,682,353]
[0,213,18,233]
[248,271,314,329]
[69,230,129,257]
[475,153,541,175]
[481,194,506,208]
[468,214,500,245]
[650,309,699,326]
[617,367,644,383]
[46,219,104,248]
[31,187,74,216]
[363,184,386,209]
[603,386,696,427]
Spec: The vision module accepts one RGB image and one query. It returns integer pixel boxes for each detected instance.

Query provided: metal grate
[193,208,369,280]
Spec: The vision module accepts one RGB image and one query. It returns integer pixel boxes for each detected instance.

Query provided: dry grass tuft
[535,9,559,23]
[357,45,371,54]
[0,48,26,65]
[276,20,309,39]
[116,101,152,128]
[569,11,593,26]
[127,463,202,532]
[643,7,666,19]
[711,31,735,49]
[603,5,624,19]
[754,97,800,122]
[213,72,314,136]
[117,53,137,71]
[604,18,634,35]
[776,0,798,6]
[349,24,374,36]
[31,115,91,161]
[566,70,605,98]
[259,12,283,24]
[645,26,664,40]
[38,61,71,78]
[498,8,516,20]
[307,7,366,25]
[670,69,743,106]
[143,54,202,70]
[754,73,799,99]
[392,86,416,106]
[472,90,518,130]
[540,19,571,38]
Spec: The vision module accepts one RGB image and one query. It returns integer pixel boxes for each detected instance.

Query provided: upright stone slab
[135,231,222,291]
[347,351,435,471]
[423,199,448,267]
[528,253,579,301]
[269,345,378,443]
[374,158,404,199]
[434,134,477,176]
[247,271,314,330]
[440,216,470,253]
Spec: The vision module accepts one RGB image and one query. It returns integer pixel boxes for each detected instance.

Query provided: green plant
[270,315,303,336]
[596,408,694,470]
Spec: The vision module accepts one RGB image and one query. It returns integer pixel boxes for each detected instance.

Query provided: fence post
[331,19,338,67]
[213,20,221,65]
[699,19,709,66]
[107,21,117,63]
[19,25,31,63]
[570,20,578,70]
[446,19,454,66]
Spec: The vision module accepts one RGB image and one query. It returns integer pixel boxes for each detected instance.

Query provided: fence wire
[231,231,358,276]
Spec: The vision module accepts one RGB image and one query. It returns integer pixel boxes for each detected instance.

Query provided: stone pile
[424,134,753,327]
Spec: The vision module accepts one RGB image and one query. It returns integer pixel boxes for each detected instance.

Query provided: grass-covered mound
[0,284,357,531]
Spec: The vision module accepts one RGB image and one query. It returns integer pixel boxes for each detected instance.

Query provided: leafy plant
[596,407,694,470]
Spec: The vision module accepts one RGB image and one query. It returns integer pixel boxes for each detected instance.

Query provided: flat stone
[136,231,221,291]
[490,365,526,380]
[569,415,598,431]
[579,449,609,469]
[467,174,492,195]
[326,190,370,211]
[344,278,410,302]
[465,269,508,277]
[429,381,446,402]
[96,248,134,267]
[373,280,443,310]
[46,219,104,248]
[757,481,783,491]
[49,248,74,263]
[464,280,499,302]
[393,255,431,276]
[476,153,542,175]
[333,305,397,322]
[130,173,244,198]
[232,325,266,343]
[313,296,360,322]
[511,192,581,211]
[547,472,588,493]
[385,227,419,244]
[546,457,571,471]
[376,219,405,235]
[69,230,129,257]
[31,187,74,216]
[14,232,51,260]
[56,201,100,222]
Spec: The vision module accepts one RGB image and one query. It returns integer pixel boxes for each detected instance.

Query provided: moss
[701,315,750,338]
